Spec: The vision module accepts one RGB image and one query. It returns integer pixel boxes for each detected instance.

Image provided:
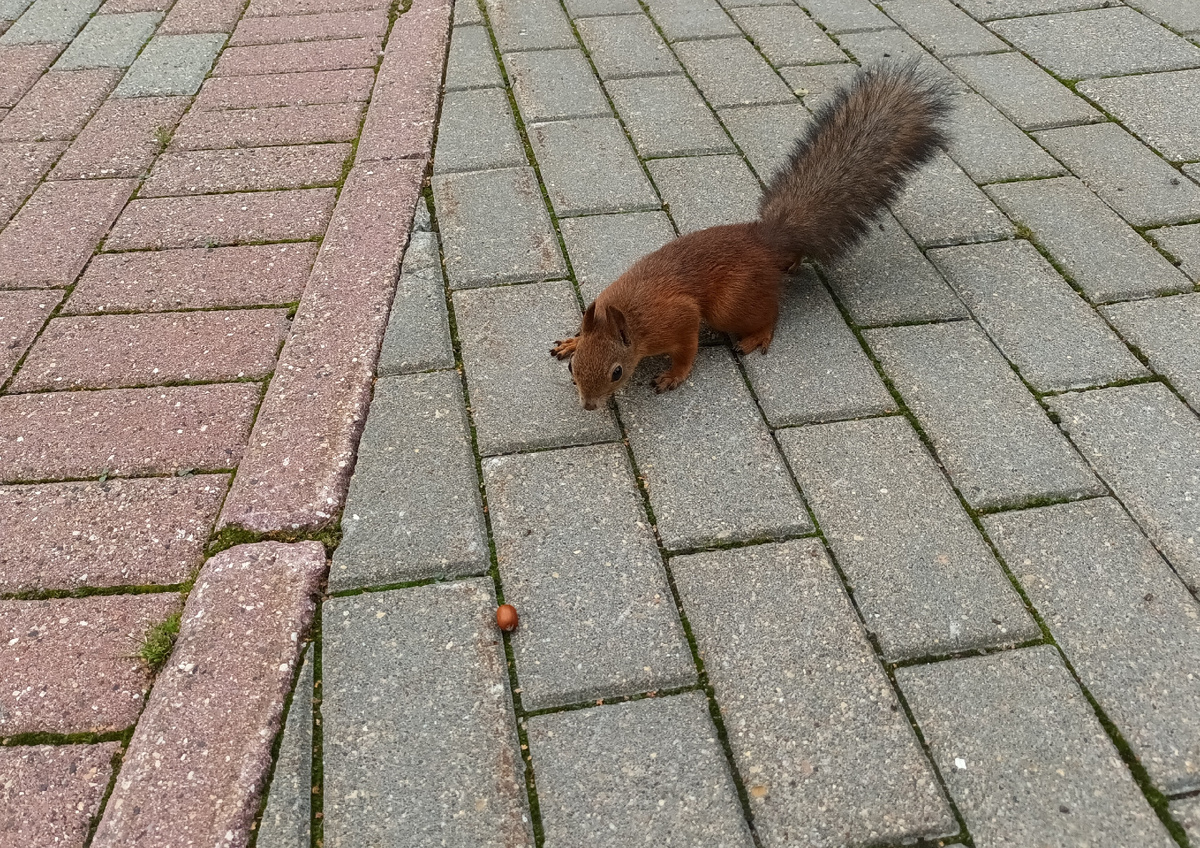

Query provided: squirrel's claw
[550,336,578,359]
[654,371,686,393]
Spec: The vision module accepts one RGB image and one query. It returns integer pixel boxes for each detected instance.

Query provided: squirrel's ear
[607,306,631,346]
[581,301,597,333]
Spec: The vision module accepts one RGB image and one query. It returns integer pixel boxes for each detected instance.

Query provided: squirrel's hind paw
[550,337,578,359]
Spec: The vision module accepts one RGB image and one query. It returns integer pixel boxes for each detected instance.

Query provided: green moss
[138,611,181,673]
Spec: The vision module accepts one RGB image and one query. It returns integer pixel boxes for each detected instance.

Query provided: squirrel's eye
[611,365,623,382]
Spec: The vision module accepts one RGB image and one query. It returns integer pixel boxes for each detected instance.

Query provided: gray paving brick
[986,177,1194,303]
[929,240,1147,392]
[728,5,846,66]
[779,63,860,110]
[741,270,894,426]
[484,0,575,51]
[944,91,1067,184]
[434,87,525,175]
[890,151,1014,247]
[1149,222,1200,282]
[1036,122,1200,228]
[717,103,810,182]
[444,24,503,91]
[647,155,759,234]
[866,321,1103,510]
[720,0,794,6]
[257,646,312,848]
[505,48,610,123]
[953,0,1110,20]
[673,539,956,846]
[897,647,1175,848]
[617,346,810,549]
[1174,797,1200,845]
[433,167,566,288]
[984,499,1200,795]
[377,232,455,376]
[0,0,98,44]
[455,280,620,454]
[990,8,1200,79]
[322,580,533,848]
[528,118,659,217]
[54,11,159,68]
[605,74,734,159]
[797,0,895,33]
[945,51,1103,131]
[644,0,738,42]
[674,37,794,108]
[1101,294,1200,412]
[1048,383,1200,590]
[114,34,225,97]
[330,373,486,590]
[559,211,676,304]
[453,0,482,26]
[564,0,640,16]
[576,13,679,79]
[482,445,694,710]
[779,416,1037,661]
[527,694,753,848]
[824,213,969,326]
[1126,0,1200,34]
[835,29,968,93]
[0,0,33,22]
[881,0,1006,57]
[1078,70,1200,163]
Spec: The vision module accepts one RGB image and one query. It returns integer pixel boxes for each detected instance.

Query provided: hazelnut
[496,603,519,632]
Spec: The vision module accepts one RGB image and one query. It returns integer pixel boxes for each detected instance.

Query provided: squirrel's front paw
[550,337,578,359]
[654,371,686,393]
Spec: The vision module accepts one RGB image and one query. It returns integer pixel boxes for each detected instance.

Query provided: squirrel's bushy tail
[758,61,951,265]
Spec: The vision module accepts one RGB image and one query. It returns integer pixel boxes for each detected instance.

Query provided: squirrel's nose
[583,399,598,411]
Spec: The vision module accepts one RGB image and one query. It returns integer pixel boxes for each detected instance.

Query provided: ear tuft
[607,306,631,346]
[581,301,597,333]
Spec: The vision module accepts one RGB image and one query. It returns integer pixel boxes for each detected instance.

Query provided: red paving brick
[356,0,450,162]
[0,744,121,848]
[246,0,388,16]
[0,45,64,108]
[221,159,424,533]
[141,143,351,196]
[12,308,291,391]
[0,69,122,142]
[0,141,66,227]
[160,0,245,34]
[0,178,137,288]
[1,290,60,383]
[0,383,260,482]
[0,593,182,734]
[230,9,389,45]
[105,187,337,250]
[68,243,316,313]
[91,541,325,848]
[169,101,364,149]
[193,68,375,110]
[51,96,191,180]
[0,475,228,593]
[213,36,382,77]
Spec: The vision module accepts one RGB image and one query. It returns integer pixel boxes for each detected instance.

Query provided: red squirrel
[551,62,952,410]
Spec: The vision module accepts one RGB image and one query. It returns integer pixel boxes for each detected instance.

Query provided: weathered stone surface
[483,445,694,710]
[230,9,388,45]
[527,694,753,848]
[575,13,679,79]
[880,0,1006,56]
[1078,69,1200,163]
[718,103,811,182]
[322,580,533,848]
[505,48,611,123]
[795,0,894,32]
[644,0,739,42]
[0,0,99,43]
[377,229,454,375]
[890,151,1015,246]
[674,37,794,107]
[954,0,1110,19]
[0,592,181,734]
[484,0,575,51]
[565,0,639,16]
[560,210,676,304]
[0,44,63,108]
[158,0,245,34]
[0,475,226,592]
[142,144,351,196]
[51,95,190,179]
[1102,294,1200,411]
[434,87,525,174]
[944,90,1067,183]
[0,67,120,142]
[1149,223,1200,282]
[836,29,965,93]
[729,5,845,65]
[0,289,57,382]
[1125,0,1200,32]
[673,539,956,847]
[528,118,660,217]
[92,542,326,848]
[194,68,375,110]
[245,0,389,15]
[0,744,121,848]
[605,74,734,159]
[445,24,502,91]
[114,33,227,96]
[0,140,64,226]
[646,155,759,233]
[54,10,159,68]
[257,646,312,848]
[170,102,365,149]
[779,63,860,110]
[1174,797,1200,845]
[945,50,1102,130]
[897,647,1174,847]
[214,36,382,76]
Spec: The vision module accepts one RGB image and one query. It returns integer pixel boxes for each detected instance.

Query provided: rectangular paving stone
[378,230,455,375]
[0,43,63,107]
[230,9,388,45]
[718,103,811,182]
[322,580,533,848]
[68,243,315,312]
[565,0,640,16]
[105,188,337,250]
[0,288,57,382]
[213,36,381,76]
[780,64,860,111]
[945,90,1067,184]
[865,321,1103,510]
[433,87,526,174]
[984,499,1200,794]
[1102,294,1200,411]
[928,240,1148,392]
[954,0,1111,19]
[115,33,226,97]
[170,102,365,149]
[742,270,894,426]
[483,445,695,709]
[445,24,502,91]
[779,416,1037,661]
[644,0,739,42]
[528,118,660,217]
[0,475,226,592]
[142,144,351,195]
[673,539,956,847]
[0,140,64,226]
[0,0,99,43]
[484,0,575,51]
[0,744,121,848]
[605,74,734,159]
[505,48,611,123]
[986,177,1193,303]
[647,155,759,233]
[1047,383,1200,591]
[729,5,845,66]
[576,13,680,79]
[618,346,811,549]
[560,210,676,304]
[51,95,190,179]
[0,0,34,19]
[245,0,389,15]
[0,593,180,734]
[945,51,1102,131]
[257,647,312,848]
[1126,0,1200,33]
[1175,798,1200,845]
[454,280,619,454]
[989,7,1200,79]
[194,68,376,109]
[1078,69,1200,163]
[331,372,487,590]
[890,151,1015,247]
[674,37,794,107]
[433,166,566,288]
[54,10,158,68]
[794,0,895,33]
[824,213,969,326]
[92,542,325,848]
[0,68,121,141]
[1148,223,1200,283]
[453,0,483,25]
[527,694,753,848]
[0,178,135,288]
[898,647,1174,847]
[880,0,1006,57]
[158,0,244,34]
[1035,122,1200,228]
[836,28,967,93]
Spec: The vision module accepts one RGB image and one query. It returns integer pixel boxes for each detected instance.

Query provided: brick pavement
[3,0,1200,846]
